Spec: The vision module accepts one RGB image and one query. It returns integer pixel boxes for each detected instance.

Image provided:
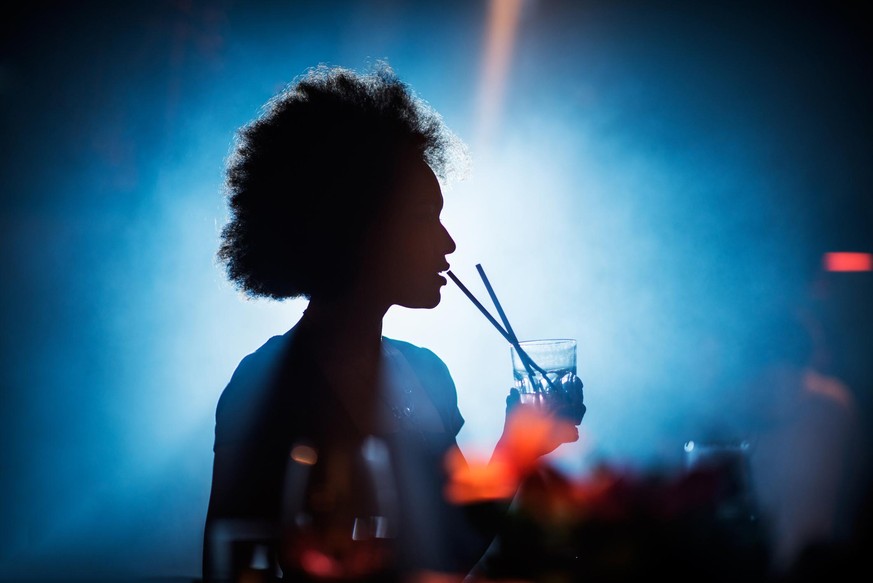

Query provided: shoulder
[383,336,439,359]
[219,334,291,402]
[383,337,452,378]
[214,331,296,444]
[383,337,465,435]
[231,334,291,377]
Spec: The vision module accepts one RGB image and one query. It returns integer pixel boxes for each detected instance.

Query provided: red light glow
[823,252,872,272]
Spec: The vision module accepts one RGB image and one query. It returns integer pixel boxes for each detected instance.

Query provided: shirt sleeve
[381,337,465,438]
[429,350,465,437]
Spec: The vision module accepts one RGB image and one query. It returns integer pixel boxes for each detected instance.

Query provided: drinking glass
[510,339,578,409]
[278,437,399,582]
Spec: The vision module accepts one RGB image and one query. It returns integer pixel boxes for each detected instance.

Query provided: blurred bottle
[684,439,759,524]
[278,436,400,583]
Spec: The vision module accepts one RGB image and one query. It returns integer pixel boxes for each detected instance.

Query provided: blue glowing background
[1,1,871,579]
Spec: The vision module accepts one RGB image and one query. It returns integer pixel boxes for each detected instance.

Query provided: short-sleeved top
[205,322,489,576]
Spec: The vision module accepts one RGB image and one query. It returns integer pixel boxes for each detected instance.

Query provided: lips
[436,263,450,285]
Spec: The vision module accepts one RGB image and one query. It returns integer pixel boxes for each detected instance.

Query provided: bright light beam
[476,0,524,149]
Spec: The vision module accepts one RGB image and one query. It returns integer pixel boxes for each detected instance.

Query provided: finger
[552,419,579,445]
[505,387,521,413]
[554,399,586,425]
[573,403,587,425]
[570,377,584,396]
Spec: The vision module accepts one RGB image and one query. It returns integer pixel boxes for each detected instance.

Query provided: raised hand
[505,376,586,425]
[500,376,586,464]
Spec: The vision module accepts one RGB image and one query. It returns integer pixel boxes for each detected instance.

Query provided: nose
[440,222,457,255]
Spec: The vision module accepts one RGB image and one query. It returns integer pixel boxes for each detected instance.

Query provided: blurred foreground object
[473,460,771,582]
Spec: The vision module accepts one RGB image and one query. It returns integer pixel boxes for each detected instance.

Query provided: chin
[404,298,441,310]
[399,289,442,310]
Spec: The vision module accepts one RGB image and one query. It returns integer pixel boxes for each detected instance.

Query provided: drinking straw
[445,270,514,344]
[475,264,539,389]
[475,264,520,346]
[476,264,563,394]
[446,269,556,392]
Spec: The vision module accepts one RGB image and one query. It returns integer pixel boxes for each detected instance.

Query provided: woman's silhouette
[203,63,584,582]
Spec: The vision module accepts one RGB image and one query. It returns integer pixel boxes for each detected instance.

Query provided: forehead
[393,157,443,205]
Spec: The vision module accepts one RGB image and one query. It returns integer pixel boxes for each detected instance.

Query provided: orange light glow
[499,406,579,470]
[823,252,872,272]
[290,444,318,465]
[476,0,523,146]
[443,406,579,505]
[443,446,519,504]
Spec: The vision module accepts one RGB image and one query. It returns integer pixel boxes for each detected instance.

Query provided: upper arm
[419,346,465,437]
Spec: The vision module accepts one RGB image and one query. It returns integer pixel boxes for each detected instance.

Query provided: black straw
[476,264,519,345]
[445,270,514,345]
[475,264,540,389]
[447,268,557,393]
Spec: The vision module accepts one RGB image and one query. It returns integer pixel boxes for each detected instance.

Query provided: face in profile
[361,158,457,310]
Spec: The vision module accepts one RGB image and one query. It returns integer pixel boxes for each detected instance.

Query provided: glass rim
[513,338,577,348]
[510,338,577,378]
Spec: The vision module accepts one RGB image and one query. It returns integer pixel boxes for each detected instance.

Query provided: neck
[299,293,388,361]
